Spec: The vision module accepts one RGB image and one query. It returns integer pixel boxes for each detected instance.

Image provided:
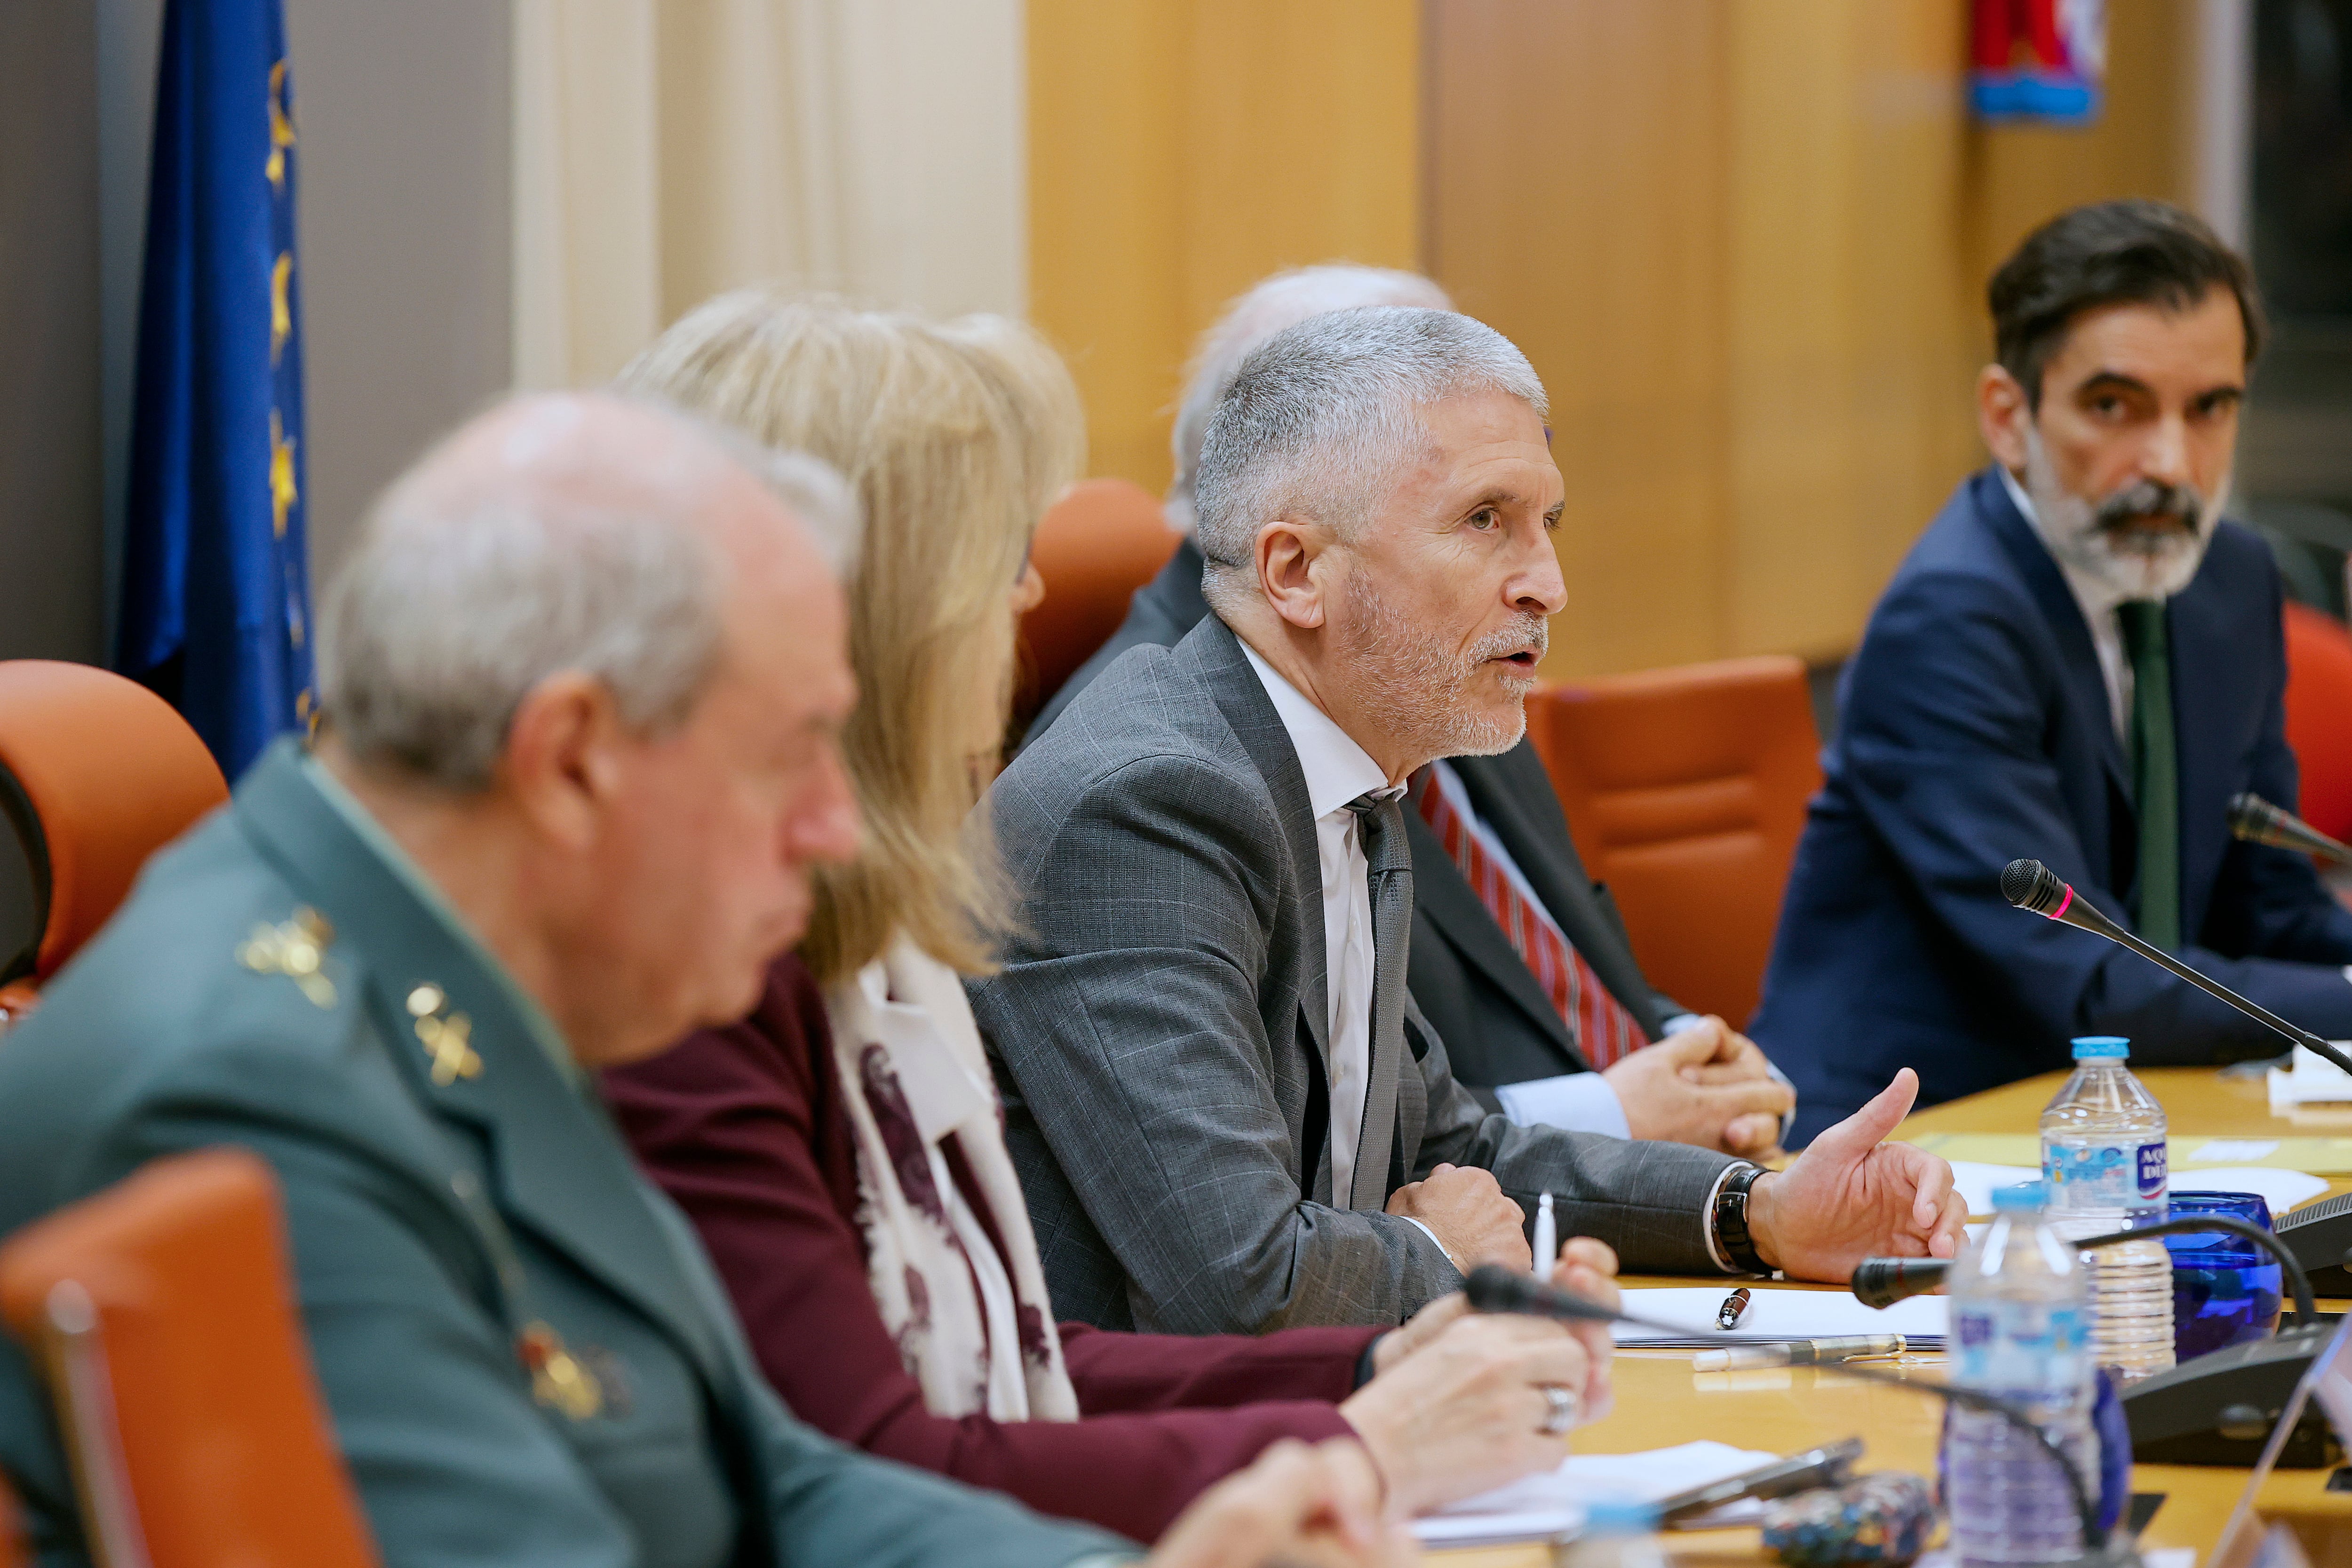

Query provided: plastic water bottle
[1942,1181,2097,1566]
[1559,1498,1667,1568]
[2039,1035,2174,1381]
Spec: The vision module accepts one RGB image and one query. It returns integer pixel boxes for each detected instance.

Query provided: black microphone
[1462,1265,2129,1561]
[1852,1215,2317,1326]
[2001,858,2352,1077]
[2229,793,2352,868]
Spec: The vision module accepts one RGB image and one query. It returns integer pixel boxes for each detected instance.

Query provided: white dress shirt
[1240,642,1397,1209]
[2000,465,2132,741]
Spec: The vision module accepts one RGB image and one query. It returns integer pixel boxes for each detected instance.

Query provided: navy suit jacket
[1754,467,2352,1142]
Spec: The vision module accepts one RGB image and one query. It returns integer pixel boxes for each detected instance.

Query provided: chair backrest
[1013,478,1181,732]
[2284,601,2352,845]
[0,662,228,999]
[0,1469,25,1568]
[1526,655,1823,1027]
[0,1147,380,1568]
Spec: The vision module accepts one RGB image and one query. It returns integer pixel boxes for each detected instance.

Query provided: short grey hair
[1192,307,1547,605]
[1168,265,1452,532]
[318,395,859,791]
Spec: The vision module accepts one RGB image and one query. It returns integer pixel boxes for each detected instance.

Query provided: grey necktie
[1343,792,1412,1212]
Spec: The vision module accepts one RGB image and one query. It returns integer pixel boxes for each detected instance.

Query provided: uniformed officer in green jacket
[0,394,1406,1568]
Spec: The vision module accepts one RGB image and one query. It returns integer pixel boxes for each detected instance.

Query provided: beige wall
[1027,0,1422,496]
[513,0,1028,391]
[1428,0,2192,680]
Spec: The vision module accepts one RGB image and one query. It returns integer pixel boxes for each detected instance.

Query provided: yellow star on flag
[270,252,293,364]
[265,61,295,191]
[270,409,298,541]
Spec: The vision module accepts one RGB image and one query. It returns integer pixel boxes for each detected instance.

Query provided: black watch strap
[1714,1162,1770,1275]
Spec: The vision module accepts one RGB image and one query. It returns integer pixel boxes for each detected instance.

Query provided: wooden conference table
[1435,1067,2352,1567]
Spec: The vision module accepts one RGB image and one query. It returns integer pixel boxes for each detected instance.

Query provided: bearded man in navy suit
[1755,200,2352,1141]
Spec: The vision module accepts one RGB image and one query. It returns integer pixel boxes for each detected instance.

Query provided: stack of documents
[1608,1287,1945,1350]
[1907,1130,2352,1180]
[2270,1043,2352,1109]
[1413,1439,1780,1547]
[1946,1158,2329,1218]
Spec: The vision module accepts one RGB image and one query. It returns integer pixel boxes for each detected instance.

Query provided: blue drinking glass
[2164,1191,2281,1362]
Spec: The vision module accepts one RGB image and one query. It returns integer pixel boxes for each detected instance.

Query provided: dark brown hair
[1989,199,2265,407]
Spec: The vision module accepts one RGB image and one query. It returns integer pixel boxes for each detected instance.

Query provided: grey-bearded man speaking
[1752,198,2352,1140]
[969,306,1966,1336]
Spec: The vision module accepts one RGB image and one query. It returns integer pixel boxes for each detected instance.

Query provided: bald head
[319,392,855,790]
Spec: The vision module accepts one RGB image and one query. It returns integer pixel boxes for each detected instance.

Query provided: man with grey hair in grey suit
[973,308,1968,1339]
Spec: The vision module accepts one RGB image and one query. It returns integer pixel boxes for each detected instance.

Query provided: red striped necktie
[1410,766,1650,1070]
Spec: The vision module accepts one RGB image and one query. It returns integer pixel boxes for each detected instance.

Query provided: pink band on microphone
[2050,884,2074,922]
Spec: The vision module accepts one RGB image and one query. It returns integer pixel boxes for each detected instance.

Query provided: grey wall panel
[0,0,105,668]
[286,0,514,589]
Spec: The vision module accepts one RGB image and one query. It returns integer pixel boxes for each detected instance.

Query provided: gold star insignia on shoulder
[236,907,336,1008]
[518,1322,603,1421]
[407,982,481,1086]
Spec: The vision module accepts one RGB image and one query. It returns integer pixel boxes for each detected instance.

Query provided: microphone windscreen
[2228,793,2275,840]
[1464,1264,1538,1315]
[1850,1257,1950,1309]
[1463,1265,1617,1323]
[2000,858,2066,915]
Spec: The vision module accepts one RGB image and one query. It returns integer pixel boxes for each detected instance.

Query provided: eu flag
[117,0,314,780]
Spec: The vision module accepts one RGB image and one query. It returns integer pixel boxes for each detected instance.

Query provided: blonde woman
[599,291,1617,1543]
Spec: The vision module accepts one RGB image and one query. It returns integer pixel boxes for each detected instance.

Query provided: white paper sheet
[1609,1287,1946,1345]
[1949,1160,2327,1218]
[2168,1166,2331,1215]
[2269,1044,2352,1108]
[1412,1439,1778,1546]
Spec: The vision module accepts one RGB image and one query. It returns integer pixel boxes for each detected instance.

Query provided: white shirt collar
[1999,463,2132,623]
[1237,639,1393,819]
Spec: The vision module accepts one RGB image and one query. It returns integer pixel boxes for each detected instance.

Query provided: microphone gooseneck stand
[1462,1266,2137,1565]
[2001,858,2352,1078]
[1853,1214,2318,1327]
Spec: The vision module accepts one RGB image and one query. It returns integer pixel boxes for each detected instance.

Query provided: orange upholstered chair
[0,1470,25,1568]
[1526,656,1823,1027]
[1013,478,1181,732]
[0,1147,379,1568]
[2283,602,2352,847]
[0,661,227,1028]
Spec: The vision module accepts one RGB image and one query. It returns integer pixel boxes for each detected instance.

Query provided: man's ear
[500,671,625,849]
[1256,516,1332,632]
[1977,363,2033,473]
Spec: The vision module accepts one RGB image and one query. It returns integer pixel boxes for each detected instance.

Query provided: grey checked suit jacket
[969,615,1737,1335]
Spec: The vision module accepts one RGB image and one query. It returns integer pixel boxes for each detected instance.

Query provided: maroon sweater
[602,953,1375,1542]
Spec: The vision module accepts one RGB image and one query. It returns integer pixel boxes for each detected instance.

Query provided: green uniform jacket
[0,740,1127,1568]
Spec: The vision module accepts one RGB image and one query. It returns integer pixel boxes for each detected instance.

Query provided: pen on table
[1531,1191,1556,1280]
[1716,1286,1750,1330]
[1692,1335,1908,1372]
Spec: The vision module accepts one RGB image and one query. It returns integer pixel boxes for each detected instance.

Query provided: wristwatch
[1712,1162,1771,1275]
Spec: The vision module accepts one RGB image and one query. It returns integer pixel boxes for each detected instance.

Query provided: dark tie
[1411,767,1650,1067]
[1343,792,1412,1212]
[2118,600,2181,950]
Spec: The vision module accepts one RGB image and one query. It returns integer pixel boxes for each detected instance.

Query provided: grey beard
[1341,574,1546,762]
[2022,425,2226,601]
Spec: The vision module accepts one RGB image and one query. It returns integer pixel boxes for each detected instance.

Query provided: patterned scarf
[824,937,1078,1422]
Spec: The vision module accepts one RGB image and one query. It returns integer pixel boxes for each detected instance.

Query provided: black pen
[1716,1286,1751,1330]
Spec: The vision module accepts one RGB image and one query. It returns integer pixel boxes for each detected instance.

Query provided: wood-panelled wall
[1027,0,1421,496]
[1031,0,2196,677]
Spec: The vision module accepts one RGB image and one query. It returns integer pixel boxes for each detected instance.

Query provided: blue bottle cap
[1581,1498,1659,1535]
[1991,1181,2047,1212]
[2071,1035,2131,1059]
